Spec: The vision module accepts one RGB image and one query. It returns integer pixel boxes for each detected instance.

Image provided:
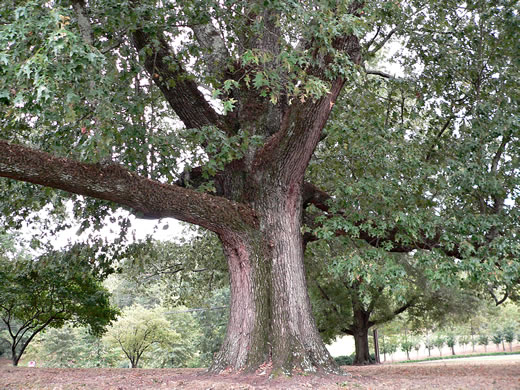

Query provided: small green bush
[334,353,376,366]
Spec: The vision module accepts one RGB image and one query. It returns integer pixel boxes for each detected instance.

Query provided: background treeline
[2,232,519,368]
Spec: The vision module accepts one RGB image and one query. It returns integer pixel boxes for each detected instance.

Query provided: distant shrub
[478,334,489,352]
[334,355,354,366]
[334,353,376,366]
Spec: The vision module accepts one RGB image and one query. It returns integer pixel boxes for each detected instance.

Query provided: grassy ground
[397,350,520,364]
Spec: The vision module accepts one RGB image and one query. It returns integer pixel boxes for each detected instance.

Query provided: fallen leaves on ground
[0,359,519,389]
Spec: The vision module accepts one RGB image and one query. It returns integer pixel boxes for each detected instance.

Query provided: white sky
[17,203,184,253]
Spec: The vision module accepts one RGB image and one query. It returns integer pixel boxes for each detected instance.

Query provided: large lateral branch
[0,141,256,233]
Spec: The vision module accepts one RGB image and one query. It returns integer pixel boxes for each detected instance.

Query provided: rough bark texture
[353,330,372,365]
[209,186,340,374]
[0,1,368,376]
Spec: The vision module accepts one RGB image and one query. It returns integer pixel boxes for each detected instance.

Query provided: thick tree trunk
[209,188,340,375]
[353,330,372,365]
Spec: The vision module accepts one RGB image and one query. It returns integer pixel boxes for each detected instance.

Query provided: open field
[1,358,519,390]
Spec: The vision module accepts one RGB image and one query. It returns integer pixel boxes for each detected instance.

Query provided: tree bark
[11,351,19,367]
[350,307,373,365]
[0,3,364,375]
[353,329,372,365]
[210,187,340,374]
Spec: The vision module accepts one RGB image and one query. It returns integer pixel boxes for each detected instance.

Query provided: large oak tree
[0,0,518,374]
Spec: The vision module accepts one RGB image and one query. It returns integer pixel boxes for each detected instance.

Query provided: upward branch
[131,30,234,135]
[0,140,256,234]
[254,34,362,187]
[191,21,230,82]
[71,0,93,46]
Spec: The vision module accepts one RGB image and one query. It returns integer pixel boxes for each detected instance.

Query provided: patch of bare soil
[1,359,519,390]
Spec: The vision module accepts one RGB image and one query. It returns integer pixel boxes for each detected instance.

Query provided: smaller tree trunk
[373,329,380,364]
[350,300,373,365]
[353,330,372,365]
[451,346,455,355]
[11,345,21,367]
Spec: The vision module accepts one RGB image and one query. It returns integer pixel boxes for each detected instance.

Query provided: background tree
[308,236,478,364]
[104,304,179,368]
[424,337,434,357]
[478,334,489,353]
[446,333,457,356]
[502,325,516,352]
[458,335,470,353]
[0,0,518,375]
[413,338,421,358]
[193,288,230,367]
[385,338,398,363]
[433,335,446,357]
[0,245,118,366]
[146,308,201,368]
[23,325,120,368]
[491,330,504,352]
[399,337,414,361]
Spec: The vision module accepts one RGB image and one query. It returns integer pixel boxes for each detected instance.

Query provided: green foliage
[147,308,201,368]
[446,334,456,348]
[433,335,446,355]
[23,325,120,368]
[478,334,489,347]
[307,0,520,307]
[120,231,228,308]
[502,325,515,349]
[491,330,504,348]
[399,337,414,360]
[103,304,180,368]
[192,288,229,366]
[0,245,118,365]
[334,353,376,366]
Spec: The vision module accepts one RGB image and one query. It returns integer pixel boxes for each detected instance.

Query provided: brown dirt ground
[1,358,519,390]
